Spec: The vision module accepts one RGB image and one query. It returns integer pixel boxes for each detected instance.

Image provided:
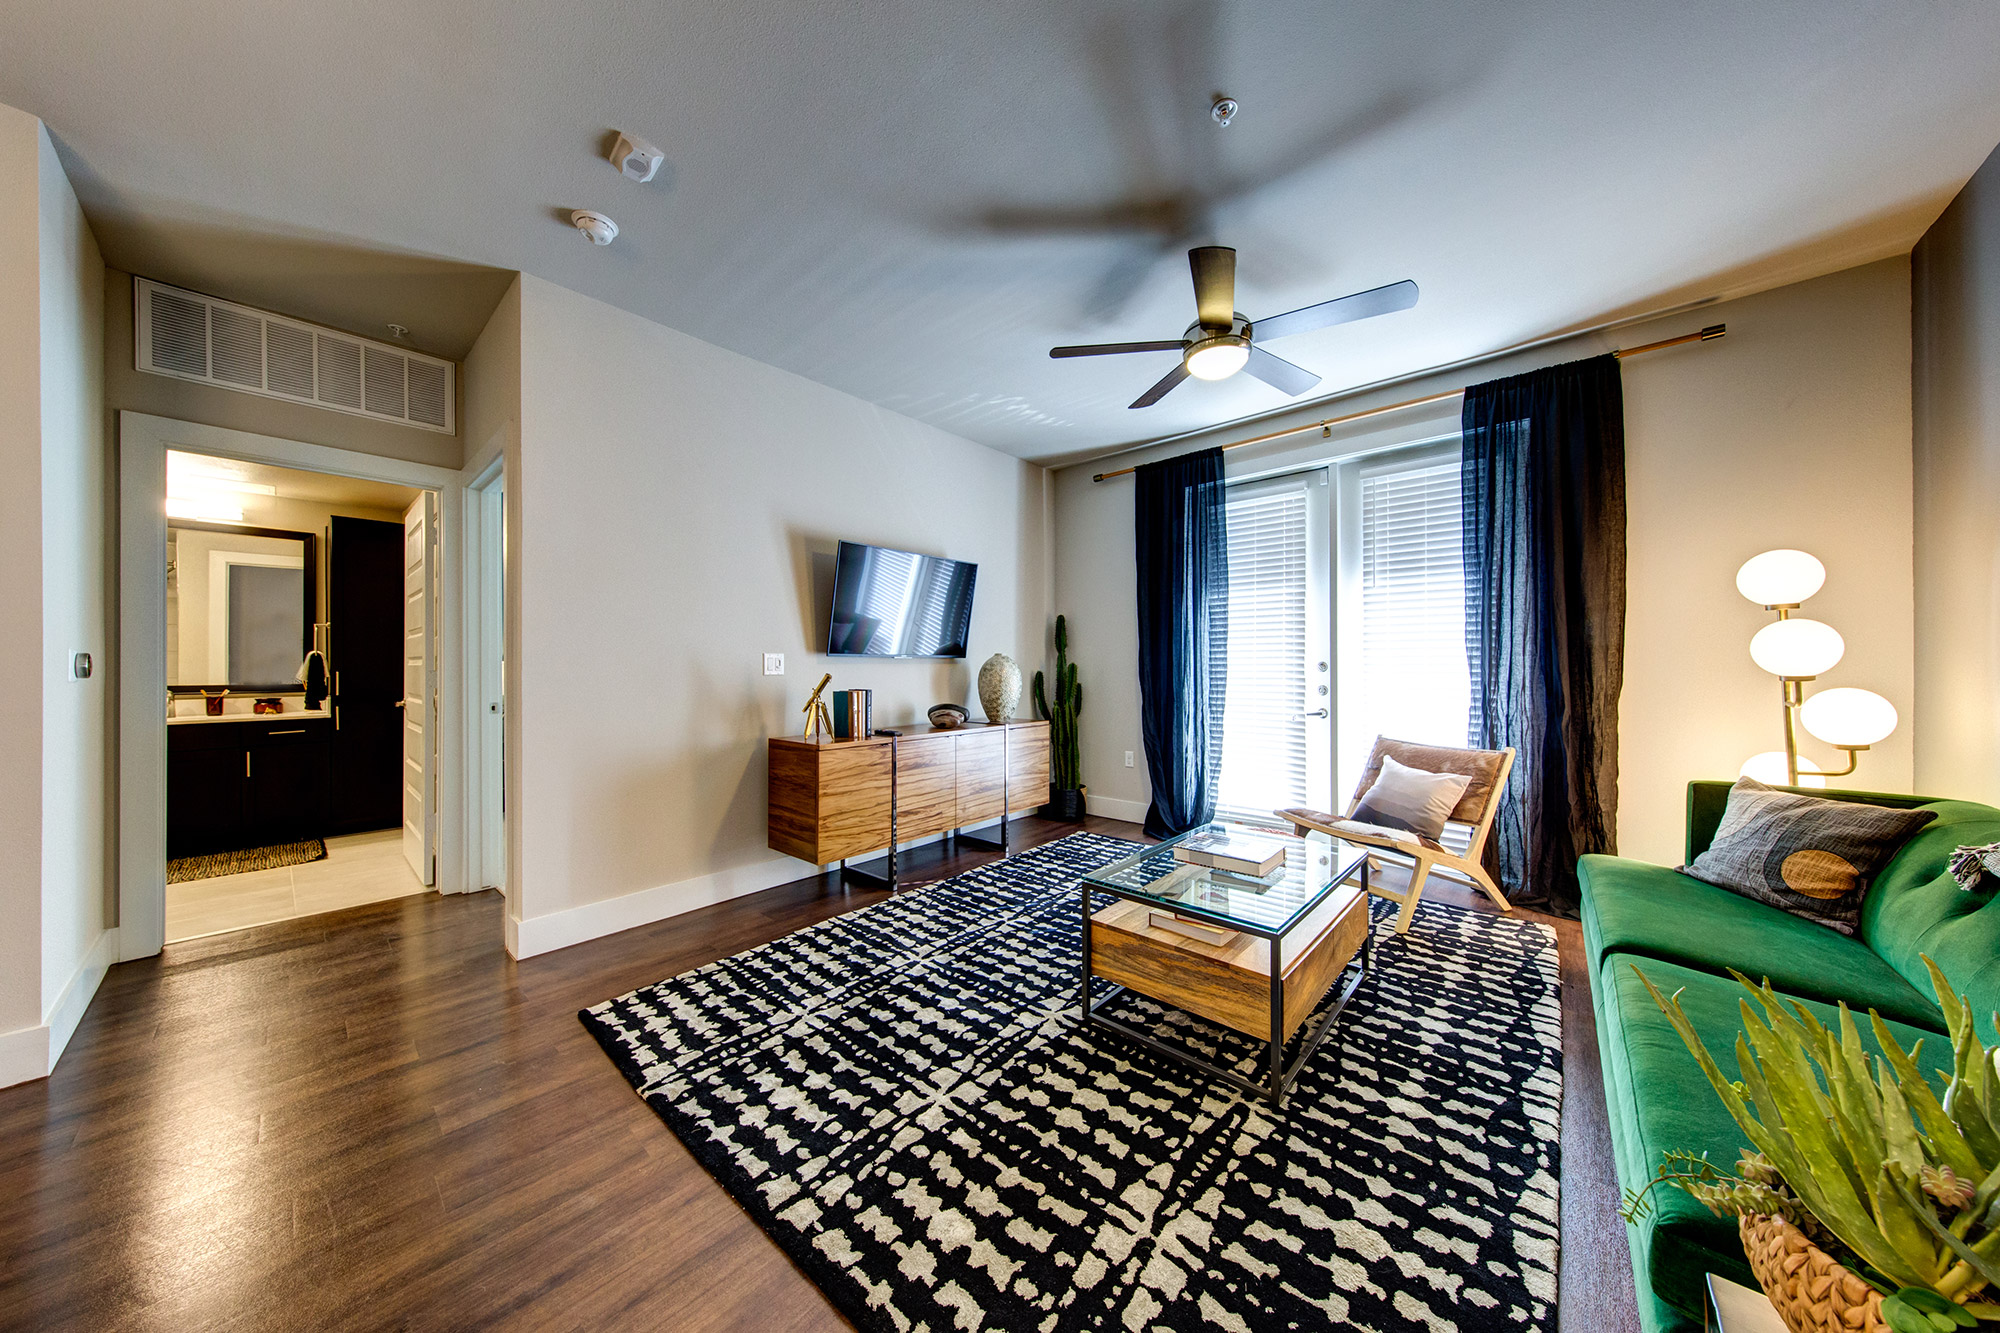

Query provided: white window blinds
[1215,486,1310,824]
[1358,458,1471,751]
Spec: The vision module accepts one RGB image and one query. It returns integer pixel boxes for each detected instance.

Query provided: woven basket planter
[1739,1214,1887,1333]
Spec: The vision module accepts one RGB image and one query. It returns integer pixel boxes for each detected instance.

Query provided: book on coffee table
[1172,828,1292,879]
[1146,911,1239,946]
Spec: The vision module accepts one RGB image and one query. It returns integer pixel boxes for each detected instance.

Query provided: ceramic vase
[977,653,1021,724]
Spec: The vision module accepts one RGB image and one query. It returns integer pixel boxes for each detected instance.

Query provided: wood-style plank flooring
[0,816,1638,1331]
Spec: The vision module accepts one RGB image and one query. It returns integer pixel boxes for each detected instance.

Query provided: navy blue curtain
[1461,354,1626,916]
[1135,447,1229,839]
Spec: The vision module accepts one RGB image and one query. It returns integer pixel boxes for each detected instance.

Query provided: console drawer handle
[266,728,306,735]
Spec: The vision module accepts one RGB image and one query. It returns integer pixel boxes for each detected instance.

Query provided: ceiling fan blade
[1243,346,1322,398]
[1188,246,1237,328]
[1048,340,1187,359]
[1249,279,1419,344]
[1129,363,1190,409]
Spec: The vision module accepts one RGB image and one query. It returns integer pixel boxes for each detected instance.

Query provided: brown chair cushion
[1353,737,1509,826]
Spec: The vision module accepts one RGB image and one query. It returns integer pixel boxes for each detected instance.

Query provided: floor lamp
[1735,549,1898,788]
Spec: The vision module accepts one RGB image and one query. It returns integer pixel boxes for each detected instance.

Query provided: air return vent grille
[134,278,455,435]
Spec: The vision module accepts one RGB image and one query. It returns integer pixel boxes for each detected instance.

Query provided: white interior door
[476,478,505,893]
[1214,468,1334,824]
[402,494,436,885]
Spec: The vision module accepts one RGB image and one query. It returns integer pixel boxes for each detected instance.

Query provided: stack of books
[1170,827,1292,878]
[1146,828,1299,946]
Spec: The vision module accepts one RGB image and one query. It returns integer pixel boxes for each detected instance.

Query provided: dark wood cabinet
[328,516,405,834]
[167,718,333,857]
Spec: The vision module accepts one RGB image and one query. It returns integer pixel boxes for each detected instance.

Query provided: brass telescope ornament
[801,672,835,741]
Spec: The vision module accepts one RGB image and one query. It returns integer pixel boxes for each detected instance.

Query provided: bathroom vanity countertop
[167,707,331,726]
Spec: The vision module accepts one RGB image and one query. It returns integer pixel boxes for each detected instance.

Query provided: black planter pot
[1043,784,1087,822]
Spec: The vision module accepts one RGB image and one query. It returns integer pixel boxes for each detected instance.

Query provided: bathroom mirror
[168,524,316,690]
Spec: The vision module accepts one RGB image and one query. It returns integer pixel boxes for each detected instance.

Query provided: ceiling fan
[1049,246,1419,408]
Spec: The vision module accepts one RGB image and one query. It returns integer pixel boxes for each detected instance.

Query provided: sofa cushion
[1578,854,1945,1032]
[1681,779,1936,935]
[1597,956,1957,1324]
[1858,799,2000,1042]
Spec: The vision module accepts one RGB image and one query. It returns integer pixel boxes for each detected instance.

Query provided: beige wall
[0,104,48,1071]
[0,104,111,1088]
[506,275,1049,954]
[105,269,463,472]
[1913,143,2000,806]
[1052,258,1916,867]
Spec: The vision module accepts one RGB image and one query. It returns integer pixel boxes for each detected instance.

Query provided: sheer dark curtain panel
[1134,447,1230,839]
[1461,353,1626,916]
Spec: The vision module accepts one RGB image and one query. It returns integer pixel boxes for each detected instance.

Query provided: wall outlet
[763,653,785,676]
[1124,750,1134,768]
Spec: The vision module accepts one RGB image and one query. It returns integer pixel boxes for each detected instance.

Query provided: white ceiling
[7,0,2000,464]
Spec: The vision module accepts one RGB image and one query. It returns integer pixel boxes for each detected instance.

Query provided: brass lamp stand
[1738,550,1898,787]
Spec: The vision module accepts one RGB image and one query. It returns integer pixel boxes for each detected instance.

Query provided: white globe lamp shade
[1740,751,1827,789]
[1799,687,1897,749]
[1749,618,1844,678]
[1736,549,1826,607]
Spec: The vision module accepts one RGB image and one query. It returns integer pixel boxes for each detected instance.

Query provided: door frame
[117,412,468,960]
[461,454,505,895]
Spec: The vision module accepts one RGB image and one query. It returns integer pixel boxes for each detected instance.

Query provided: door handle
[394,700,406,709]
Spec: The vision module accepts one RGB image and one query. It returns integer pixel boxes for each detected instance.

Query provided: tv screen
[826,541,977,658]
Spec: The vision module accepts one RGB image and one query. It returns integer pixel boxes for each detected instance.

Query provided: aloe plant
[1621,958,2000,1332]
[1031,614,1082,791]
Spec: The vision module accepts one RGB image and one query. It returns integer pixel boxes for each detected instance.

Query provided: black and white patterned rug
[581,833,1562,1332]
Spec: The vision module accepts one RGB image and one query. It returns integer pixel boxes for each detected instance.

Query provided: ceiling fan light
[1184,337,1249,381]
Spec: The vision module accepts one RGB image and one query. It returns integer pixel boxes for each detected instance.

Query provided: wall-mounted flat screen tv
[826,540,977,658]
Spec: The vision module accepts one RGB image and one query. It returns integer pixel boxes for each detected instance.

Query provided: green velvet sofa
[1579,781,2000,1333]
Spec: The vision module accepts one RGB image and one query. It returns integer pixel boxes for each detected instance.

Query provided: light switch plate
[763,653,785,676]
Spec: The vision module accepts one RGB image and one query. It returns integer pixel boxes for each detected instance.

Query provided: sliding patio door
[1335,443,1472,801]
[1213,469,1333,825]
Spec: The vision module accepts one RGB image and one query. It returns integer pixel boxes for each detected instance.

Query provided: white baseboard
[46,927,118,1068]
[2,927,119,1088]
[0,1024,48,1090]
[1085,794,1149,824]
[509,857,812,960]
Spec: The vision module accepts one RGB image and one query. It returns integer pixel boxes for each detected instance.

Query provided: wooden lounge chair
[1277,737,1517,934]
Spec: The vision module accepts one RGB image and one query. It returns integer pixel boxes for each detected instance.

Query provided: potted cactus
[1032,615,1085,821]
[1623,957,2000,1333]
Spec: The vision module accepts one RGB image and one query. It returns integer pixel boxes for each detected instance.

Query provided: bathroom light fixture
[1736,549,1896,786]
[166,495,245,523]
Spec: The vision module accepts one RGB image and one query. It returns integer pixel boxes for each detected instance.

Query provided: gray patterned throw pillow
[1682,778,1936,934]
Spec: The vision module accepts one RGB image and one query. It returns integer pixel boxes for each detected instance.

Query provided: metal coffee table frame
[1077,848,1373,1108]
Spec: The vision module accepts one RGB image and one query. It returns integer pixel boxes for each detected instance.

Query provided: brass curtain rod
[1089,324,1726,482]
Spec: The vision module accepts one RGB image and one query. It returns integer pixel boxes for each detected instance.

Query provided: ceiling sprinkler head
[571,209,619,246]
[386,323,409,340]
[1211,95,1238,128]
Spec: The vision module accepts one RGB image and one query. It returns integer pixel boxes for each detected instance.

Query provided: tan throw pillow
[1681,778,1936,934]
[1351,754,1472,844]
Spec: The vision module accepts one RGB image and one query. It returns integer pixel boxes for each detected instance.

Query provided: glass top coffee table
[1077,822,1374,1107]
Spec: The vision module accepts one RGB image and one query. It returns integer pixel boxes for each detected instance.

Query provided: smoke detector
[609,132,664,183]
[571,210,619,246]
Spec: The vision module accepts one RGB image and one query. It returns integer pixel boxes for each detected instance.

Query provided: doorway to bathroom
[119,413,474,960]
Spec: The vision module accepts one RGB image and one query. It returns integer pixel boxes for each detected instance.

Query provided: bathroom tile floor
[165,829,429,942]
